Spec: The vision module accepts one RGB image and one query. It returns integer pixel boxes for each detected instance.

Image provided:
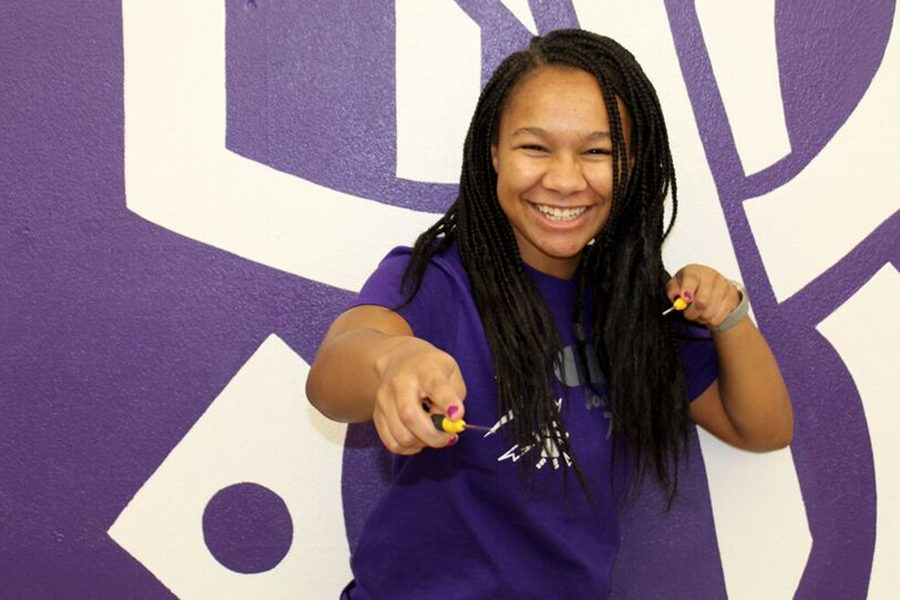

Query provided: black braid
[402,29,689,502]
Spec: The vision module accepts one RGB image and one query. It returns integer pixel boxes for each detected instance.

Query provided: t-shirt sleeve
[349,247,458,346]
[674,322,719,401]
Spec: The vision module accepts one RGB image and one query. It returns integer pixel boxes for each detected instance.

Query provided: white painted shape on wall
[817,264,900,600]
[696,431,810,599]
[108,334,349,599]
[743,6,900,302]
[122,1,438,293]
[395,0,481,183]
[499,0,538,34]
[695,1,791,175]
[577,4,807,596]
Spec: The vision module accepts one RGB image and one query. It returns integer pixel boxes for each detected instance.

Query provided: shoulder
[353,241,468,344]
[359,242,466,298]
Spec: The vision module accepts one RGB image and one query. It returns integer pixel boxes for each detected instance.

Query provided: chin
[543,240,591,258]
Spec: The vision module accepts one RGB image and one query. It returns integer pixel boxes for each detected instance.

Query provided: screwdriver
[662,297,689,316]
[431,414,492,434]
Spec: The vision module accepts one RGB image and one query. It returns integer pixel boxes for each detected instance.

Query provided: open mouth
[532,203,591,223]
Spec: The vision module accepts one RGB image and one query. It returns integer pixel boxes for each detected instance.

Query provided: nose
[542,154,587,195]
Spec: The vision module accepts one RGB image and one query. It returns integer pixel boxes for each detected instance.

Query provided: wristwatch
[711,280,749,332]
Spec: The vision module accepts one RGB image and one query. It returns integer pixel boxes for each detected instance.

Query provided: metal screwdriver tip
[462,423,492,432]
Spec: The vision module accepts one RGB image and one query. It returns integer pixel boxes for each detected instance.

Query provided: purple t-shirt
[342,243,718,599]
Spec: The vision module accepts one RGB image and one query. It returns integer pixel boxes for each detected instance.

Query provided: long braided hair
[402,29,689,499]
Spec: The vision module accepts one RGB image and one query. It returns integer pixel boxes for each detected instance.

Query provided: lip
[527,201,595,229]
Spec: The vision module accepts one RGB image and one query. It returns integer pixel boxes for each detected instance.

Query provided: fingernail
[447,405,459,418]
[683,291,693,301]
[447,435,459,447]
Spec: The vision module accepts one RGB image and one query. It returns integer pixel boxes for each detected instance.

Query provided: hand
[666,264,742,329]
[372,337,467,455]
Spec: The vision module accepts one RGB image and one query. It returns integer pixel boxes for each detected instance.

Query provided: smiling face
[491,66,630,279]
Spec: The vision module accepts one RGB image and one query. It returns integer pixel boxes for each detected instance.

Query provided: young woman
[307,29,792,599]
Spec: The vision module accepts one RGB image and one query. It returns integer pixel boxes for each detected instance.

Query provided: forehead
[500,66,608,128]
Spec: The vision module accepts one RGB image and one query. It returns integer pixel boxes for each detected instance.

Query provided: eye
[585,148,612,156]
[519,144,549,153]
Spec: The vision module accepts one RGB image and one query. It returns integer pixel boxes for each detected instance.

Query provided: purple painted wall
[1,1,897,598]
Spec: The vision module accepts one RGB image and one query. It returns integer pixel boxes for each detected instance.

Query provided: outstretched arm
[306,305,467,454]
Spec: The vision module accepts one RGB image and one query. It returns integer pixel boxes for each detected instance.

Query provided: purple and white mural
[2,1,899,598]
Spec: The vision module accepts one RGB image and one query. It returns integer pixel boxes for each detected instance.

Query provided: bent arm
[306,305,415,423]
[690,317,793,451]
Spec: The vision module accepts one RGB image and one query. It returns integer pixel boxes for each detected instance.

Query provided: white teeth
[535,204,588,221]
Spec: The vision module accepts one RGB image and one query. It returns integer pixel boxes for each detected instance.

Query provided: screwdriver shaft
[461,423,491,431]
[431,414,491,434]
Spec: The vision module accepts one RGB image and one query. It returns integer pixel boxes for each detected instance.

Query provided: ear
[491,143,498,172]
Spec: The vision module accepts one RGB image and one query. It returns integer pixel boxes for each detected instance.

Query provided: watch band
[711,280,749,332]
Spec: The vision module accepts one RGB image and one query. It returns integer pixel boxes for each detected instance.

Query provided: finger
[697,274,728,322]
[684,266,721,322]
[427,379,466,423]
[709,280,739,327]
[681,292,705,322]
[687,271,735,325]
[708,276,730,324]
[396,392,452,448]
[380,389,430,452]
[373,409,420,456]
[422,360,467,421]
[448,367,468,416]
[685,280,710,323]
[677,267,700,306]
[419,379,464,446]
[665,277,681,304]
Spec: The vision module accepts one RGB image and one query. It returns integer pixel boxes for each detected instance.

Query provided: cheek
[497,158,542,196]
[585,167,615,197]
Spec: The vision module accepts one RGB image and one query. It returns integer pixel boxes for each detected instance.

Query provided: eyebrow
[510,127,611,141]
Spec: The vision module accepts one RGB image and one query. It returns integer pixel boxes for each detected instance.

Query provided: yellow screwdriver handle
[432,414,466,434]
